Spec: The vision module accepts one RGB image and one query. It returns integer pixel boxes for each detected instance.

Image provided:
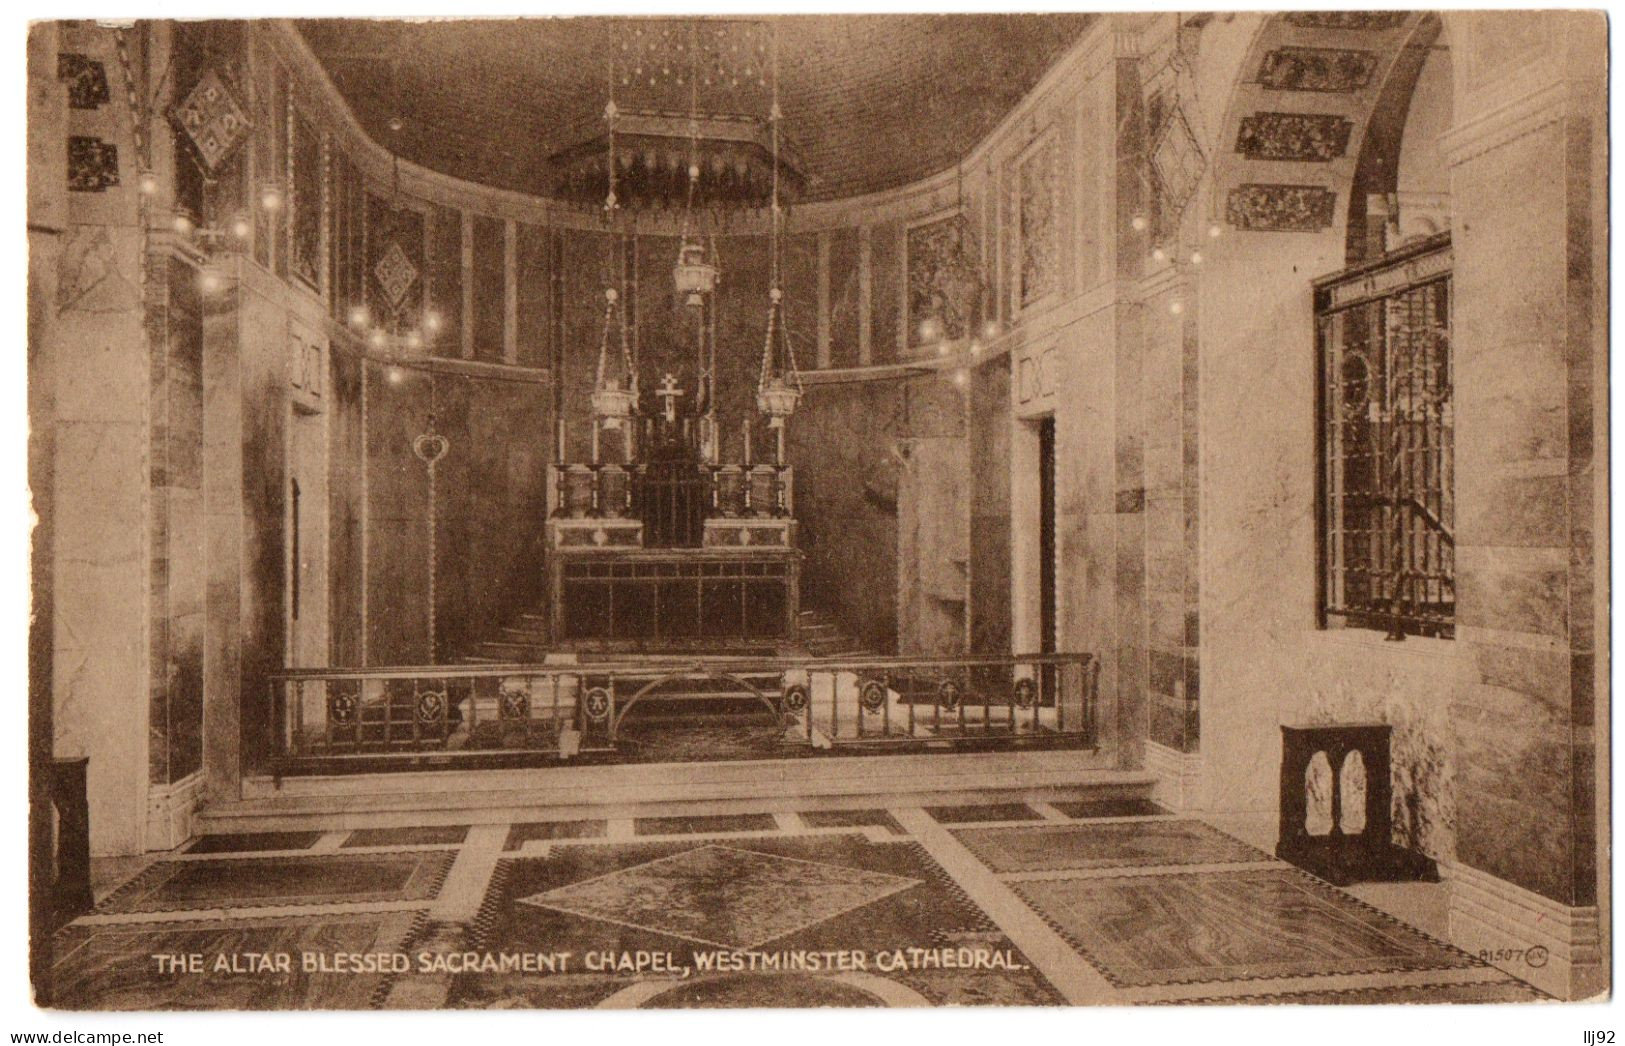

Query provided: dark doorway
[1038,415,1057,655]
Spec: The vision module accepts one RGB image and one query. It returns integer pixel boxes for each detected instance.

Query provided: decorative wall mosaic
[291,107,323,289]
[57,53,110,109]
[1282,12,1406,31]
[1016,133,1058,307]
[1225,183,1336,232]
[171,68,251,174]
[906,214,977,347]
[67,135,119,192]
[1151,100,1205,232]
[1235,112,1354,162]
[1256,47,1379,92]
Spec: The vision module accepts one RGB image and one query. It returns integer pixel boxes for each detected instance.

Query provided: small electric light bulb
[952,369,969,389]
[137,169,159,196]
[1151,247,1167,263]
[387,365,406,386]
[1131,215,1148,232]
[1169,300,1185,315]
[348,304,370,330]
[259,185,283,212]
[172,211,194,236]
[424,310,443,334]
[230,215,252,240]
[1190,250,1203,265]
[1208,223,1223,239]
[198,268,223,294]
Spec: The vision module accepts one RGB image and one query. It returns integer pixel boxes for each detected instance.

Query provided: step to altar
[198,753,1147,834]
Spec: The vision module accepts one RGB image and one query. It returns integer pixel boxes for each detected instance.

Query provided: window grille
[1315,233,1453,639]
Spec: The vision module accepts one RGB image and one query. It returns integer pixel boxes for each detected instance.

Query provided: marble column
[1440,10,1606,998]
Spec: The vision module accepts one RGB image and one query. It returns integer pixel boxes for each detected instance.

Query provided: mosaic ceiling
[297,15,1096,202]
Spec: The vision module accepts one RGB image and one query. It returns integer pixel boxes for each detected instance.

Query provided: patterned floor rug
[443,834,1060,1008]
[1014,867,1480,989]
[50,910,422,1010]
[95,851,455,914]
[953,819,1271,873]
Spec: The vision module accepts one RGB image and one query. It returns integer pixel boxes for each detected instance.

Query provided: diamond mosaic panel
[374,241,420,308]
[172,69,250,173]
[517,843,919,949]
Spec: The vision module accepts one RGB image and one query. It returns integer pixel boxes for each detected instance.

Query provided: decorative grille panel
[1316,235,1454,639]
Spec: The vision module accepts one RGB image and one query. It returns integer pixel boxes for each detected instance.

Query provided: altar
[546,375,804,652]
[540,72,810,655]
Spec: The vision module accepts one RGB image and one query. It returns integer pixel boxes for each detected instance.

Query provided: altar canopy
[544,22,807,652]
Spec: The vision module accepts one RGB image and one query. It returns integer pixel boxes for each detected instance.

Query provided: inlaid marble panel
[95,851,454,914]
[1235,113,1354,162]
[906,214,976,348]
[1015,868,1477,988]
[1225,184,1337,232]
[1016,133,1059,306]
[1282,12,1406,31]
[448,836,1059,1008]
[1256,47,1379,93]
[953,820,1270,873]
[923,802,1043,824]
[52,911,423,1010]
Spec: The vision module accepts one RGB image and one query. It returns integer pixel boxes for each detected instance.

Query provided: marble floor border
[1117,963,1523,1005]
[999,859,1293,883]
[888,806,1118,1005]
[163,842,468,862]
[67,898,436,928]
[535,824,906,849]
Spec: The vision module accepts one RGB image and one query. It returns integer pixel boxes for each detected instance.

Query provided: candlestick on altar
[776,424,786,466]
[591,423,601,465]
[556,417,566,463]
[743,420,753,466]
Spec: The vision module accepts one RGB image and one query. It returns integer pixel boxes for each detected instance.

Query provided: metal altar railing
[268,652,1099,776]
[551,463,794,523]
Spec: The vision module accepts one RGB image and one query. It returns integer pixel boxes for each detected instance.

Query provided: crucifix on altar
[655,373,685,424]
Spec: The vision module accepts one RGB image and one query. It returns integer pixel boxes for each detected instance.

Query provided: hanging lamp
[591,283,638,430]
[755,26,803,431]
[673,24,719,308]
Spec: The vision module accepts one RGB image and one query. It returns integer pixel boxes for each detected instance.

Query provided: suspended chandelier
[551,19,805,212]
[590,267,638,431]
[673,24,719,309]
[756,26,803,438]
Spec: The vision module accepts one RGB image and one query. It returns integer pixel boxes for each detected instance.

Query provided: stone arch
[1209,12,1455,261]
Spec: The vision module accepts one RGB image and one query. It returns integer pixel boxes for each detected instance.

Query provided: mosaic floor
[52,800,1548,1009]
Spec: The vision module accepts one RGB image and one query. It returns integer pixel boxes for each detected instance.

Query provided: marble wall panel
[470,214,505,363]
[869,220,901,362]
[514,222,551,370]
[969,355,1012,654]
[327,349,364,668]
[425,204,463,359]
[786,379,925,652]
[826,227,861,369]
